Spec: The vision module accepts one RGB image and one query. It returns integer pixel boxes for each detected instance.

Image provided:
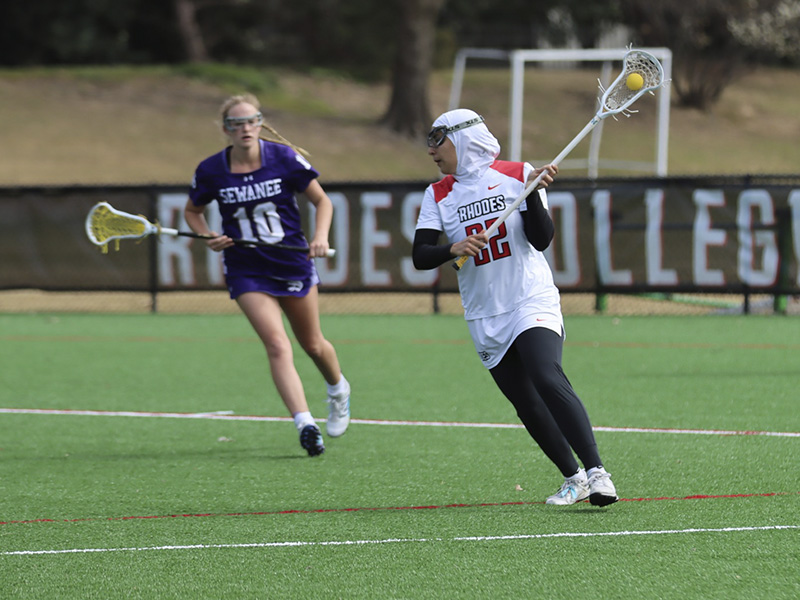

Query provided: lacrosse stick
[452,47,666,271]
[85,202,335,256]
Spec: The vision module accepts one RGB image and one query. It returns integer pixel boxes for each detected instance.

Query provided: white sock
[567,468,586,480]
[327,374,349,397]
[587,466,606,478]
[293,411,315,431]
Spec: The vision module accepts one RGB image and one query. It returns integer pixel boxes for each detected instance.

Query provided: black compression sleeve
[522,190,555,251]
[412,228,454,270]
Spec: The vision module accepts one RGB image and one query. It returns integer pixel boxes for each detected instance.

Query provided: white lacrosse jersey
[416,160,560,321]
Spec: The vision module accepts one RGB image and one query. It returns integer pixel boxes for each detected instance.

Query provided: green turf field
[1,313,798,599]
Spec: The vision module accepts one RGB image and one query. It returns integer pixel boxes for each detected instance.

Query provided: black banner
[2,175,799,295]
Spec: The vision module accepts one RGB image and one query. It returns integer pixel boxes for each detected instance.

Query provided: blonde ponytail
[259,122,311,158]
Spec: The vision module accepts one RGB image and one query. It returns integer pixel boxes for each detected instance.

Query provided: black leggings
[489,327,601,477]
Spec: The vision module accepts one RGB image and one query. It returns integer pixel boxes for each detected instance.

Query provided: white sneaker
[326,380,350,437]
[545,469,590,505]
[587,467,619,506]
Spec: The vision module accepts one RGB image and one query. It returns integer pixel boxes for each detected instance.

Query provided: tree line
[2,0,797,135]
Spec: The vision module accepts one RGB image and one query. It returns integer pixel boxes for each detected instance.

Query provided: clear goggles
[224,112,264,131]
[426,115,484,148]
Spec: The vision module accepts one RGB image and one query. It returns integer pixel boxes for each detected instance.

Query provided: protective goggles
[426,116,484,148]
[224,112,264,131]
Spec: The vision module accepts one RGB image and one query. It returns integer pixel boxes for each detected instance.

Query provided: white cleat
[326,381,350,437]
[587,467,619,506]
[546,469,590,505]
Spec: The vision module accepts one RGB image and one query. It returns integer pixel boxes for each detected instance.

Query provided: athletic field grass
[1,313,798,599]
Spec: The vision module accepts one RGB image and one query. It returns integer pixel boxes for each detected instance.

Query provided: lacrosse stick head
[85,202,158,252]
[599,49,665,117]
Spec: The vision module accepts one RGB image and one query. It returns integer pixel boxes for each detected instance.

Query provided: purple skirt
[226,271,320,299]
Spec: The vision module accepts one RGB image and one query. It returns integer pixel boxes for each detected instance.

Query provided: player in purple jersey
[413,109,618,506]
[184,93,350,457]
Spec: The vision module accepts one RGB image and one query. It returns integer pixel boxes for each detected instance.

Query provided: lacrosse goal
[447,46,673,177]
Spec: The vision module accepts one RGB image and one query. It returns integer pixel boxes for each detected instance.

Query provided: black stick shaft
[175,231,311,252]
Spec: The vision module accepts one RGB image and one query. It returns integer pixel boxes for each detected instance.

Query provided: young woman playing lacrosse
[184,93,350,457]
[413,109,618,506]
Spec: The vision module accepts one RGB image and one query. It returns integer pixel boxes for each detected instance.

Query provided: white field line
[3,525,797,557]
[1,407,799,437]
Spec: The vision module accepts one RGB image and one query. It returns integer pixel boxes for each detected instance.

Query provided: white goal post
[448,47,673,177]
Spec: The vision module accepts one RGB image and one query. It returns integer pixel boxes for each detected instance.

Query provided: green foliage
[729,0,800,64]
[175,63,280,95]
[617,0,800,108]
[0,0,180,66]
[1,0,795,94]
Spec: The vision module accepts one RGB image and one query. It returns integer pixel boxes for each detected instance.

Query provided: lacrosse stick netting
[599,49,664,114]
[85,202,159,253]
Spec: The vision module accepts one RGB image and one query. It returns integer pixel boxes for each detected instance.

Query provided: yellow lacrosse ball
[626,72,644,91]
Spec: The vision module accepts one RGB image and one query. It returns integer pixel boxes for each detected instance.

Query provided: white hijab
[432,108,501,185]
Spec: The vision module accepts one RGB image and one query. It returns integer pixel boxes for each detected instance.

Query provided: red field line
[2,491,795,527]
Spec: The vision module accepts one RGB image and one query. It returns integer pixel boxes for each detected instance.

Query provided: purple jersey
[189,139,319,282]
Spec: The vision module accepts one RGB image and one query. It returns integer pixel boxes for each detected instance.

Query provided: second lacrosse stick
[86,202,336,256]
